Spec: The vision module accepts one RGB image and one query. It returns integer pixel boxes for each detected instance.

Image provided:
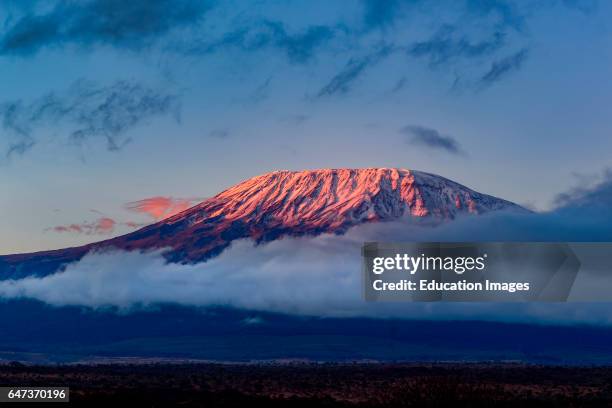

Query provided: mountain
[0,168,523,279]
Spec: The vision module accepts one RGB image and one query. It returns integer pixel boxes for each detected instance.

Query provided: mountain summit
[1,168,523,278]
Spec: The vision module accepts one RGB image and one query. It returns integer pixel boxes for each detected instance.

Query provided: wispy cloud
[279,114,310,126]
[6,140,35,157]
[0,0,214,55]
[479,48,528,86]
[187,20,337,64]
[320,0,535,97]
[47,217,146,235]
[465,0,526,32]
[0,80,180,157]
[361,0,526,32]
[554,168,612,215]
[409,26,505,67]
[47,217,117,235]
[357,0,536,91]
[563,0,599,14]
[0,1,585,97]
[123,221,147,229]
[318,46,393,97]
[390,77,407,93]
[246,76,273,104]
[208,129,229,139]
[401,125,465,156]
[125,196,203,221]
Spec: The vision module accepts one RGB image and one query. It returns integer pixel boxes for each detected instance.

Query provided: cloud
[47,216,145,235]
[208,129,229,139]
[6,139,35,156]
[0,1,582,98]
[408,27,506,66]
[465,0,525,32]
[319,0,537,96]
[554,168,612,216]
[479,48,528,86]
[123,221,147,229]
[4,205,612,326]
[125,196,203,221]
[356,0,537,91]
[0,0,213,55]
[187,20,336,64]
[245,76,273,104]
[361,0,404,29]
[390,77,408,93]
[361,0,526,32]
[318,58,370,96]
[167,1,537,94]
[0,80,180,157]
[562,0,598,14]
[401,125,465,156]
[279,114,310,125]
[47,217,117,235]
[318,47,393,97]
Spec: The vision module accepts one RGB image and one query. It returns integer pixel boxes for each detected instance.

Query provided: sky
[1,0,611,254]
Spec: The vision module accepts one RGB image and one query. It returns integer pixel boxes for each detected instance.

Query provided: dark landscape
[1,362,611,407]
[1,300,612,365]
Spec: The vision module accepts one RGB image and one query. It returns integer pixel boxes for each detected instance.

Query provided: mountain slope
[0,168,524,279]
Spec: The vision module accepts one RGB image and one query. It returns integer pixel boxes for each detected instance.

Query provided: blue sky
[1,0,611,254]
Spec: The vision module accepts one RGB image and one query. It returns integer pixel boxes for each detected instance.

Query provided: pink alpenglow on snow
[0,168,524,278]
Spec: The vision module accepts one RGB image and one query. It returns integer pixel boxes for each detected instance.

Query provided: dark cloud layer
[361,0,405,29]
[401,125,464,156]
[0,0,213,55]
[0,1,580,96]
[0,80,180,156]
[361,0,526,32]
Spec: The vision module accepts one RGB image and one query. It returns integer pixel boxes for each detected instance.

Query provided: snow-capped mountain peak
[0,168,523,278]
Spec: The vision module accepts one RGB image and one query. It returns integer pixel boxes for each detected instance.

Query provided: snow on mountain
[179,168,517,226]
[0,168,524,278]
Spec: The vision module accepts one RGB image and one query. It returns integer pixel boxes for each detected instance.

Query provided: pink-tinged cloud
[48,217,117,235]
[123,221,147,229]
[124,196,203,220]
